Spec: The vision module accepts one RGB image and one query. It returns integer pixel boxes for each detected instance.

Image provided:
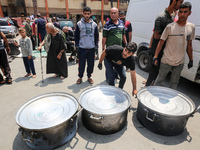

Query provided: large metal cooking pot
[16,92,80,150]
[79,85,132,135]
[136,86,200,136]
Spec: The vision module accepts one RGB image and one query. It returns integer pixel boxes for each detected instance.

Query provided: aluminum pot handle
[19,128,34,143]
[190,105,200,117]
[144,108,157,122]
[72,107,83,118]
[90,114,104,120]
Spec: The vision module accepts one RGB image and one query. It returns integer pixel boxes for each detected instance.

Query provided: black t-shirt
[151,9,174,55]
[105,45,135,71]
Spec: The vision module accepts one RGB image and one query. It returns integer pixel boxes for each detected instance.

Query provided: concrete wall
[1,0,128,17]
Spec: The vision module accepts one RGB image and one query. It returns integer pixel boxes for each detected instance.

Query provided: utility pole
[65,0,69,19]
[117,0,120,10]
[45,0,49,18]
[0,2,4,17]
[101,0,104,24]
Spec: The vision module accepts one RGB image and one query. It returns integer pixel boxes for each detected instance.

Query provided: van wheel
[137,51,151,72]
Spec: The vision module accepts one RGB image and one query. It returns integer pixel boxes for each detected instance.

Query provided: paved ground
[1,34,200,150]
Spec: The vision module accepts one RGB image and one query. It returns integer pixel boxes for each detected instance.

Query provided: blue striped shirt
[103,19,125,47]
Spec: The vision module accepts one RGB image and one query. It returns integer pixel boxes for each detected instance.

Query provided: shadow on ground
[13,132,32,150]
[14,76,33,83]
[34,77,64,87]
[76,120,127,150]
[67,80,108,94]
[130,107,192,145]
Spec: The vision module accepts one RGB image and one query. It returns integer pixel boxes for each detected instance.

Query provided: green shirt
[103,19,125,47]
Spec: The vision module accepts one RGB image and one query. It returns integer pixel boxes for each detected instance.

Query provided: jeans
[104,59,126,89]
[23,57,36,75]
[78,48,95,78]
[154,63,184,89]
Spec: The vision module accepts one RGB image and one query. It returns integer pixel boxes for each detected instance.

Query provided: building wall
[1,0,128,17]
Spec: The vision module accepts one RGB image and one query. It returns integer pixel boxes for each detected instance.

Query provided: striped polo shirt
[103,19,125,47]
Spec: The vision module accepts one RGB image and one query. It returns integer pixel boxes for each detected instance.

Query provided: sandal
[142,80,147,84]
[24,73,31,77]
[87,78,94,84]
[60,76,65,79]
[0,80,5,84]
[53,74,59,78]
[76,78,82,84]
[6,79,12,84]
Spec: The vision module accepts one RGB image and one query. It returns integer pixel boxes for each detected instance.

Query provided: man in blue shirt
[35,13,46,43]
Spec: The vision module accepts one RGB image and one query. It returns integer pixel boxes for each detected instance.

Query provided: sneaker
[32,75,36,78]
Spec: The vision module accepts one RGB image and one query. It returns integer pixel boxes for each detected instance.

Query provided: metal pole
[39,50,44,83]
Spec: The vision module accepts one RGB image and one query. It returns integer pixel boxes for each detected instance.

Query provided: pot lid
[79,85,131,115]
[16,92,78,130]
[137,86,195,116]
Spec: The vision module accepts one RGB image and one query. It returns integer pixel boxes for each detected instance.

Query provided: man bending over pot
[98,42,137,96]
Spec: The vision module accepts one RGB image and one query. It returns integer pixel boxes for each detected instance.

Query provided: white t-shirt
[19,37,33,57]
[160,22,195,66]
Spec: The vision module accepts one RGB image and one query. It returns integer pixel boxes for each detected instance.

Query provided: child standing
[18,28,36,78]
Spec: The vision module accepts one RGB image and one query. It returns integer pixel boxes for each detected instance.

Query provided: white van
[126,0,200,84]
